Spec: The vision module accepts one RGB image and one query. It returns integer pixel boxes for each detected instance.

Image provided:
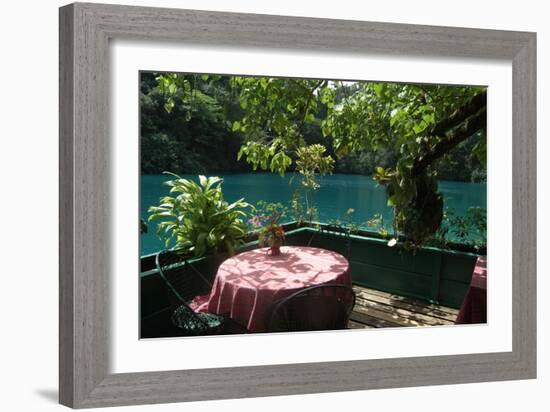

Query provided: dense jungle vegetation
[140,73,486,183]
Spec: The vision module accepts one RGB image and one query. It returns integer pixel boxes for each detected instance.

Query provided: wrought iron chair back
[155,250,224,335]
[265,283,356,332]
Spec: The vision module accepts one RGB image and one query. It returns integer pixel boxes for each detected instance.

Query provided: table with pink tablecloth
[198,246,351,332]
[456,256,487,324]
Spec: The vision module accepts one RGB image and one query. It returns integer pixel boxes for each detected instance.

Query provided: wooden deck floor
[348,285,459,329]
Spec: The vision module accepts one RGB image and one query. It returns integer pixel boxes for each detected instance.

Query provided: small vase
[269,239,282,256]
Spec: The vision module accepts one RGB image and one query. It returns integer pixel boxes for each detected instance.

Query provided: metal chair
[265,284,356,332]
[155,250,225,336]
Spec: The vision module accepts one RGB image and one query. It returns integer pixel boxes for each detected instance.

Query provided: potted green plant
[148,173,251,257]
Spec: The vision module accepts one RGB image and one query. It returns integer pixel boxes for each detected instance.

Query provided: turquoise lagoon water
[140,173,486,256]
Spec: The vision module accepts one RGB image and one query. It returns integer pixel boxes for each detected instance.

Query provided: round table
[199,246,351,332]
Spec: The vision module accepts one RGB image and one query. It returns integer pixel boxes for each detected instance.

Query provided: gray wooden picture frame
[59,2,536,408]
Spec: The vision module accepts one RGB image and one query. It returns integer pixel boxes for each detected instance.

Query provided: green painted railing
[284,226,478,308]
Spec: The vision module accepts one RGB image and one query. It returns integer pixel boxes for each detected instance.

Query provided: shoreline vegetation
[140,173,486,256]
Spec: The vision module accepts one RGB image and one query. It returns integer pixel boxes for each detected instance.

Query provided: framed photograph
[59,2,536,408]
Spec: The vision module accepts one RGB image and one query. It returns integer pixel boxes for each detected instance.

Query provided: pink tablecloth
[456,256,487,324]
[198,246,351,332]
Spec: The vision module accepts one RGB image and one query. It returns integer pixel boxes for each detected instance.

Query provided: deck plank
[353,285,459,316]
[349,311,402,328]
[347,319,374,329]
[353,299,426,327]
[359,293,458,322]
[348,285,459,329]
[355,296,454,327]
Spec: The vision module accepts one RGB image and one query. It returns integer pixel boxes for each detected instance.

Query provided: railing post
[430,254,443,304]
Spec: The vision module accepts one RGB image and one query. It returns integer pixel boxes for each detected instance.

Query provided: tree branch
[298,79,326,131]
[431,91,487,137]
[412,106,486,176]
